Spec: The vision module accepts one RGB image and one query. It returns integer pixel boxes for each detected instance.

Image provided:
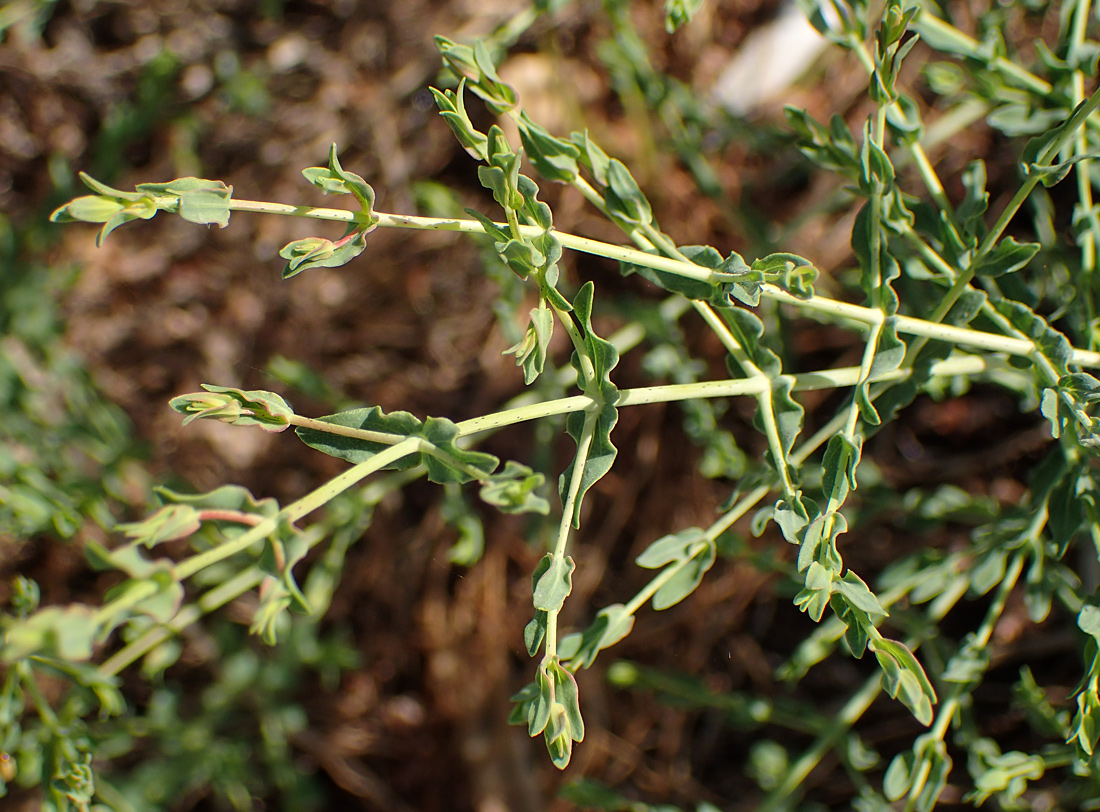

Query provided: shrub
[6,0,1100,809]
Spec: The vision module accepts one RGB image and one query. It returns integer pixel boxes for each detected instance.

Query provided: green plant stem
[848,30,958,227]
[544,409,597,662]
[287,414,407,445]
[1069,0,1098,339]
[224,200,1100,366]
[981,82,1100,260]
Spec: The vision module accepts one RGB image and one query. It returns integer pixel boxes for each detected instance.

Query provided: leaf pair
[50,173,232,246]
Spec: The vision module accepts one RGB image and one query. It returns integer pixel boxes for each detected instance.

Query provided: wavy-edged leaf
[532,553,575,612]
[636,527,707,568]
[294,406,422,468]
[479,461,549,514]
[136,177,233,227]
[517,113,580,183]
[560,604,635,669]
[504,306,554,384]
[280,228,369,278]
[652,537,716,610]
[871,637,937,725]
[559,283,620,527]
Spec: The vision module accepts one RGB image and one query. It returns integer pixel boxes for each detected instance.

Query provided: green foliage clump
[9,0,1100,809]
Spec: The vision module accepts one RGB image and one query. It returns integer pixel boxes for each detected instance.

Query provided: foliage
[9,0,1100,809]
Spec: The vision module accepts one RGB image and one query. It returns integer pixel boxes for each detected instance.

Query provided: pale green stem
[92,438,422,649]
[224,200,1100,365]
[544,409,598,662]
[288,414,406,445]
[980,82,1100,260]
[693,301,800,502]
[1069,0,1098,337]
[848,30,957,225]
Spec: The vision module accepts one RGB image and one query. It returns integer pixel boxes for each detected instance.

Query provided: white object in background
[711,3,830,116]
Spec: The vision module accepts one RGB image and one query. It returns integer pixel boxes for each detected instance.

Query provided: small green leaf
[517,114,580,183]
[636,527,707,568]
[836,570,887,618]
[479,461,549,514]
[604,159,653,225]
[294,405,421,467]
[1,605,101,662]
[171,385,293,431]
[504,306,554,384]
[430,81,490,159]
[280,229,369,278]
[665,0,704,31]
[970,237,1040,278]
[136,177,233,227]
[114,505,202,547]
[871,637,937,725]
[1078,604,1100,640]
[525,611,548,656]
[532,553,575,612]
[564,604,635,669]
[652,537,716,610]
[528,663,554,736]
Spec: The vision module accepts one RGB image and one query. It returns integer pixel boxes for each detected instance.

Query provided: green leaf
[836,570,886,618]
[794,560,834,621]
[528,663,554,736]
[884,749,916,800]
[421,417,499,484]
[957,160,989,235]
[114,504,201,547]
[750,252,818,299]
[517,114,580,183]
[504,306,554,384]
[559,283,620,527]
[524,611,548,656]
[604,159,653,226]
[532,553,575,612]
[170,385,293,431]
[871,637,937,725]
[103,567,184,624]
[479,461,550,514]
[665,0,704,31]
[301,144,378,214]
[294,405,422,468]
[652,537,716,610]
[280,228,369,278]
[994,298,1072,376]
[970,237,1040,278]
[636,527,707,568]
[549,659,584,742]
[295,406,497,483]
[821,433,862,507]
[479,164,523,212]
[1078,604,1100,640]
[136,177,233,227]
[430,81,489,159]
[562,604,635,669]
[51,195,126,224]
[0,604,101,662]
